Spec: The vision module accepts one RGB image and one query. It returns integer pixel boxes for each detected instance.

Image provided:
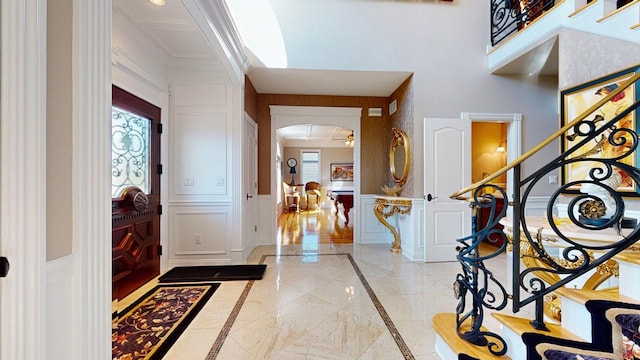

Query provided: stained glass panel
[111,106,151,197]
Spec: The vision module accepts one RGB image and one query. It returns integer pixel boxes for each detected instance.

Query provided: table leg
[373,202,402,253]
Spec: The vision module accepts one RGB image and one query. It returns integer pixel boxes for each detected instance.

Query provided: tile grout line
[204,253,415,359]
[204,254,269,359]
[344,253,416,360]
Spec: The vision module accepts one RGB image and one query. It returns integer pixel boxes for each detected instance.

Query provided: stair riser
[502,325,528,358]
[619,260,640,301]
[561,297,592,342]
[435,334,460,360]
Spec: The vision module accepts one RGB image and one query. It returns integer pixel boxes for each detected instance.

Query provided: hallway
[277,206,354,246]
[114,209,513,360]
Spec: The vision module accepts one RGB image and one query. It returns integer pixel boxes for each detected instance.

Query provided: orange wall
[471,122,507,186]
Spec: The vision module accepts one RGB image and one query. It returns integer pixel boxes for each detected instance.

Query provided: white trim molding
[269,106,362,245]
[461,112,522,208]
[182,0,249,86]
[1,0,47,358]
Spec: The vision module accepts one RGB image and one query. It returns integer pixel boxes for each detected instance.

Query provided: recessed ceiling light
[149,0,166,6]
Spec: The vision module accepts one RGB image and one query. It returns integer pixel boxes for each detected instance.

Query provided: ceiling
[113,0,412,147]
[248,67,412,97]
[112,0,214,59]
[113,0,412,97]
[277,125,354,148]
[113,0,555,145]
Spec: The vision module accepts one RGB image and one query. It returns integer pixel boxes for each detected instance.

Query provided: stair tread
[555,287,638,305]
[433,313,511,359]
[568,0,601,18]
[612,251,640,265]
[492,313,582,341]
[597,0,640,23]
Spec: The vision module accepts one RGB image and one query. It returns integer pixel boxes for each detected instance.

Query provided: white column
[71,0,112,358]
[1,0,47,359]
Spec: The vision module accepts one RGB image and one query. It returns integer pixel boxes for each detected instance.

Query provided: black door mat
[158,264,267,283]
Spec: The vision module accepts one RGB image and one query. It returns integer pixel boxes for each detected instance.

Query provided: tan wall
[254,94,390,195]
[388,76,414,197]
[47,0,73,260]
[244,76,258,121]
[283,147,354,187]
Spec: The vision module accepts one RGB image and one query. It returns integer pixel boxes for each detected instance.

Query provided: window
[300,150,321,185]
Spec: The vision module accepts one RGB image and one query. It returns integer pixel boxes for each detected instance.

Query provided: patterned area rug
[112,283,219,360]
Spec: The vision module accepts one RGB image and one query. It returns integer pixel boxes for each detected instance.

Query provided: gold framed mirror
[389,128,410,187]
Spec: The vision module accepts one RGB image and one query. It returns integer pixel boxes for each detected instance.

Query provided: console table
[373,195,412,253]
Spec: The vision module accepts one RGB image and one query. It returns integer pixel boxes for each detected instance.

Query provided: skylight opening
[225,0,287,68]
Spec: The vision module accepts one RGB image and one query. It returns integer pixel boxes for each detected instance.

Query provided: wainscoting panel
[359,195,393,244]
[398,198,425,262]
[46,255,75,359]
[171,112,228,198]
[173,83,226,108]
[524,196,551,217]
[168,204,234,267]
[257,195,276,245]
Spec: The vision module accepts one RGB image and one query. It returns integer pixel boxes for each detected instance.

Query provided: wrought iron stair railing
[447,70,640,356]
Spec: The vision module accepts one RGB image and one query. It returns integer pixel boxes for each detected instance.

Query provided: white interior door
[244,115,258,256]
[424,117,471,262]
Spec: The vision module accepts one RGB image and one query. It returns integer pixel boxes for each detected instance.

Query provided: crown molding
[182,0,250,86]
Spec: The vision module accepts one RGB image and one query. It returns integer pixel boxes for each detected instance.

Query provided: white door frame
[269,106,362,245]
[422,112,521,262]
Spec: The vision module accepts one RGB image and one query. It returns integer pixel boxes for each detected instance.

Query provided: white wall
[167,68,246,265]
[267,0,560,198]
[112,6,248,270]
[112,7,171,272]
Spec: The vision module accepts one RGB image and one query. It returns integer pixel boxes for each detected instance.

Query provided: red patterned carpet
[112,283,219,360]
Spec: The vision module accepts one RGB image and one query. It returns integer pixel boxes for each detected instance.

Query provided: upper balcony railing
[490,0,636,47]
[448,69,640,355]
[491,0,557,47]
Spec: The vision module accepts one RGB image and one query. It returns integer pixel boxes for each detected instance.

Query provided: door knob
[426,194,438,201]
[0,257,9,277]
[246,193,254,200]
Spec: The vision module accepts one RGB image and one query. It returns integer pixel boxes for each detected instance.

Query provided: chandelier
[344,131,354,147]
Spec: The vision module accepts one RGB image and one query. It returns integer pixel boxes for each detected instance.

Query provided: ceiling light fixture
[149,0,166,6]
[344,132,354,147]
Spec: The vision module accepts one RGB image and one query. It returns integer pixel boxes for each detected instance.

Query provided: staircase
[432,9,640,354]
[489,0,640,73]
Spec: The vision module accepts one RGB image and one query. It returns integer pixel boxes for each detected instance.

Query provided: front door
[424,117,471,262]
[111,86,162,301]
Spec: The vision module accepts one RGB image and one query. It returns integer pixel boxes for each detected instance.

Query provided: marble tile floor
[116,243,534,360]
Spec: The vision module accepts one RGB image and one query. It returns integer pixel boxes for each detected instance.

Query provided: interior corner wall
[46,0,73,260]
[255,94,389,196]
[558,29,640,89]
